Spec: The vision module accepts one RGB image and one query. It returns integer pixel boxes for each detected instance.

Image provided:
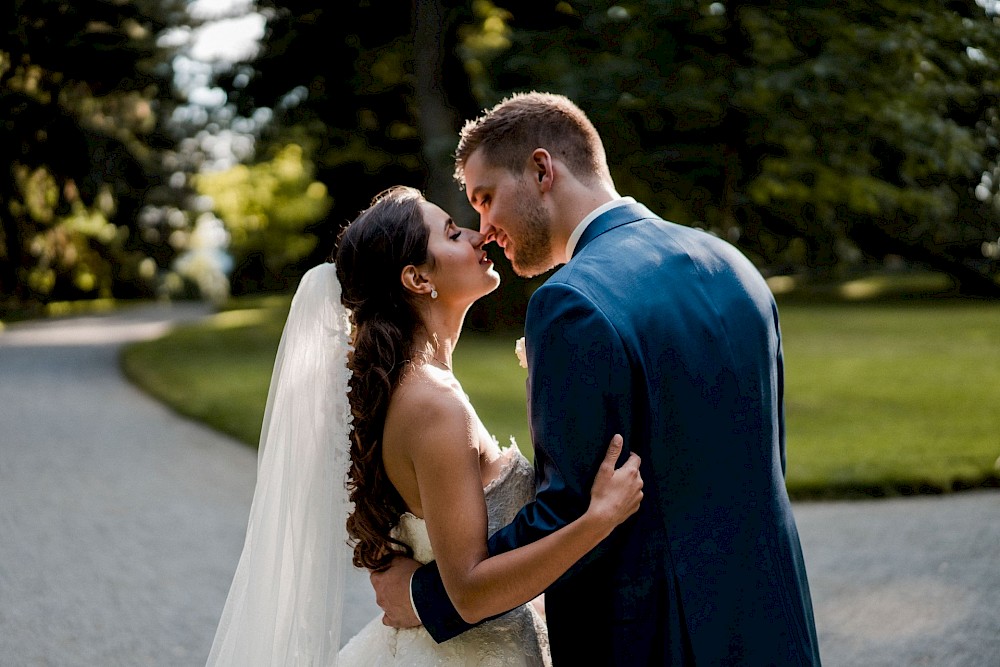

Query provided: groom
[372,92,821,665]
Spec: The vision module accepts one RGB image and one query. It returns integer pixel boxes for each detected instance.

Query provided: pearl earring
[430,289,438,299]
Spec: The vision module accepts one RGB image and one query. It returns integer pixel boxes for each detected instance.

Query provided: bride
[206,185,643,666]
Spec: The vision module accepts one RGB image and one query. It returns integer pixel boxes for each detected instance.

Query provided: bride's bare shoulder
[386,366,475,451]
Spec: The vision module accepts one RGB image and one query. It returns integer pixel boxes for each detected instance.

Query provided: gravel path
[1,304,996,666]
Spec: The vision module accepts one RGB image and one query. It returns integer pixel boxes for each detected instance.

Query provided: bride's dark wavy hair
[334,185,430,571]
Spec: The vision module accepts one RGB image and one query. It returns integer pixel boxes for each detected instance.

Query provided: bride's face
[417,201,500,305]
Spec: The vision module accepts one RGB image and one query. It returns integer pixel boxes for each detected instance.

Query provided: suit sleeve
[489,282,632,564]
[411,281,631,643]
[411,560,492,642]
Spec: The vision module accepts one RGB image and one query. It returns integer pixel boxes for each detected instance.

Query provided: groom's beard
[510,180,555,278]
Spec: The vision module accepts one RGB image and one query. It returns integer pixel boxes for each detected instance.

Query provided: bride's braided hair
[334,185,429,571]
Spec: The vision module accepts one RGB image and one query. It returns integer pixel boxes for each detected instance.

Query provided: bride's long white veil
[207,262,353,666]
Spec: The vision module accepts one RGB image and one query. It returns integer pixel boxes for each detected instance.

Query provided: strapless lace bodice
[338,445,550,666]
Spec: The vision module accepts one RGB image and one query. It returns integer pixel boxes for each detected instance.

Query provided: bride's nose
[468,229,487,248]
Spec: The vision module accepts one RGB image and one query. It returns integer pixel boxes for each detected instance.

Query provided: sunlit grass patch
[767,270,959,303]
[121,292,1000,499]
[120,298,289,446]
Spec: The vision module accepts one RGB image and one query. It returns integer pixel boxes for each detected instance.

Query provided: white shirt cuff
[408,572,423,624]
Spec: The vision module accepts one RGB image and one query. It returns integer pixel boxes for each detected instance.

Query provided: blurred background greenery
[6,1,1000,495]
[2,0,999,323]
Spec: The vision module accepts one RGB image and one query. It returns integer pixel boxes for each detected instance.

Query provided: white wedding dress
[338,446,551,666]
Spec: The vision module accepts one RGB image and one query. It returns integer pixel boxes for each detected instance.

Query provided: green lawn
[121,294,1000,499]
[779,302,1000,497]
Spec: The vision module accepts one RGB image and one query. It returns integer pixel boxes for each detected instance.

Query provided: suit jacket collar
[572,201,657,258]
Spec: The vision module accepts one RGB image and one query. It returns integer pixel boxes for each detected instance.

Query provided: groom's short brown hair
[453,92,611,188]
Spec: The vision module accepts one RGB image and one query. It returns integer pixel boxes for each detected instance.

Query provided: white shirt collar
[564,196,636,260]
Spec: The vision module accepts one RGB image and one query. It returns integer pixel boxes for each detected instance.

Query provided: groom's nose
[478,218,497,244]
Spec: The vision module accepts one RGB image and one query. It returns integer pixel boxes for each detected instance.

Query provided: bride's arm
[404,394,641,625]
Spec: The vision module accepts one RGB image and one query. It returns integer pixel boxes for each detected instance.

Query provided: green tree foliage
[194,143,331,294]
[217,0,478,280]
[5,1,998,313]
[465,0,1000,294]
[0,0,177,307]
[213,1,538,325]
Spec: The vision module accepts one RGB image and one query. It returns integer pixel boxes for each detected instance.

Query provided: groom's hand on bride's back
[371,556,423,629]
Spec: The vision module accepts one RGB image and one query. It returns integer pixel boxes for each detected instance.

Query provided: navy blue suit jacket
[412,202,821,665]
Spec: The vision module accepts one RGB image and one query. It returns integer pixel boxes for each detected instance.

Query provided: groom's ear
[400,264,432,297]
[531,149,553,192]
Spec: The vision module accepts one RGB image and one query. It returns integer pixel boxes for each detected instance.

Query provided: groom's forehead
[468,159,516,191]
[465,159,497,201]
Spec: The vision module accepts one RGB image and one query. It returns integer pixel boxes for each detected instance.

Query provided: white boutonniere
[514,337,528,369]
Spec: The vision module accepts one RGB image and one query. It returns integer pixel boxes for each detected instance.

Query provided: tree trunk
[0,201,24,300]
[412,0,470,226]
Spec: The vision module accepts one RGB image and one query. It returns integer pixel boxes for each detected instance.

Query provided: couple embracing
[207,92,821,666]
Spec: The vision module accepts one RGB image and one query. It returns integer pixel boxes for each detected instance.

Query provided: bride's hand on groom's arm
[371,556,423,629]
[585,434,643,536]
